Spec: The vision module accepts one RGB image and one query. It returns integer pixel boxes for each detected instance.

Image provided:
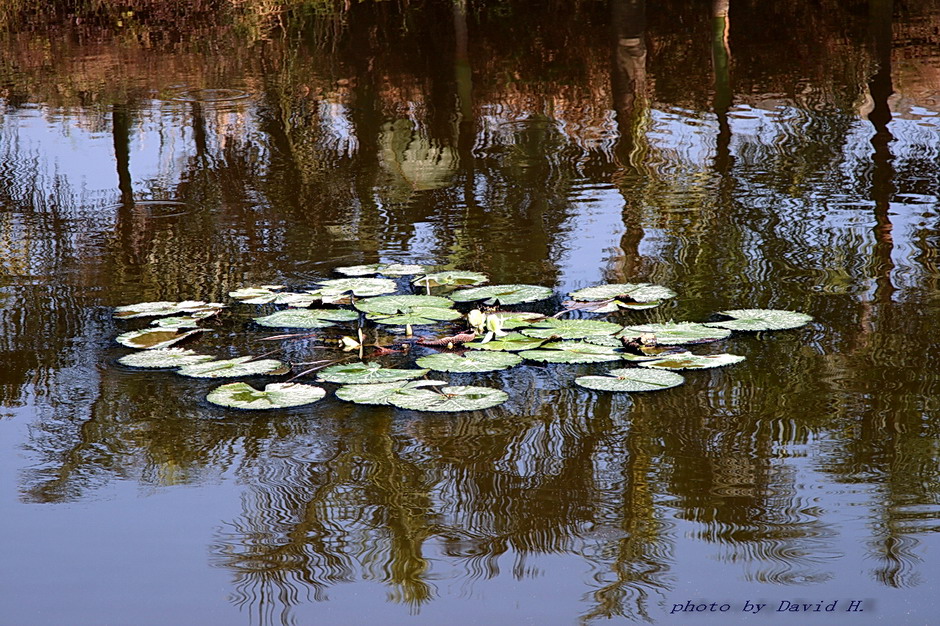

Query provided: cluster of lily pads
[111,263,813,412]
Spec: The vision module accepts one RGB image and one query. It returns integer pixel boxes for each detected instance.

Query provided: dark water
[1,1,939,624]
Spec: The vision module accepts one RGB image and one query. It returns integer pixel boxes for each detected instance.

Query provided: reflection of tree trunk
[191,101,208,161]
[868,0,896,302]
[112,103,148,263]
[711,0,733,173]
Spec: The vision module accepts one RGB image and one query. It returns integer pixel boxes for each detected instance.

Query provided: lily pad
[387,385,509,412]
[519,341,623,364]
[206,382,325,410]
[316,362,429,384]
[310,277,398,298]
[413,271,489,288]
[149,314,212,328]
[705,309,814,332]
[115,328,205,350]
[450,284,554,306]
[113,300,226,319]
[415,351,523,373]
[465,332,546,351]
[618,322,731,345]
[117,348,216,369]
[569,283,676,303]
[335,380,447,405]
[253,308,359,329]
[229,287,317,307]
[521,318,622,339]
[575,368,685,392]
[488,311,545,329]
[335,263,427,276]
[638,352,745,370]
[582,335,623,348]
[355,295,461,325]
[177,356,290,378]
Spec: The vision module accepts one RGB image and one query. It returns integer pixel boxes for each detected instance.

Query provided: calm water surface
[1,1,939,624]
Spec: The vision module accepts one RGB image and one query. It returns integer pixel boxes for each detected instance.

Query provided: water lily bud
[468,309,485,330]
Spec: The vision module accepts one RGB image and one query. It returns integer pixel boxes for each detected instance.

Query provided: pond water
[1,1,939,624]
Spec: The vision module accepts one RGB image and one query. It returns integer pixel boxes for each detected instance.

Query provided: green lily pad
[335,380,447,405]
[316,362,429,384]
[519,341,623,364]
[117,348,216,369]
[618,322,731,345]
[310,277,398,298]
[465,332,546,351]
[450,284,554,306]
[488,311,545,329]
[415,351,523,373]
[115,328,205,350]
[388,385,509,412]
[582,335,623,348]
[355,295,460,325]
[521,318,622,339]
[413,270,489,288]
[206,382,325,410]
[638,352,745,370]
[149,314,211,328]
[177,356,290,378]
[253,308,359,329]
[229,287,317,307]
[705,309,814,331]
[113,300,226,319]
[575,368,685,392]
[335,263,427,276]
[569,283,676,303]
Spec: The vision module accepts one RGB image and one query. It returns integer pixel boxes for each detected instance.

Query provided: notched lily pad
[177,356,290,378]
[569,283,676,303]
[521,318,622,339]
[706,309,814,331]
[335,263,426,276]
[415,351,523,373]
[316,362,429,384]
[519,341,623,364]
[355,295,460,325]
[149,312,214,328]
[335,380,447,405]
[309,277,398,298]
[638,352,745,370]
[113,300,226,319]
[115,328,205,350]
[576,368,685,392]
[117,348,216,369]
[465,332,546,351]
[206,382,325,410]
[388,385,509,412]
[253,308,359,329]
[450,284,554,306]
[488,311,546,329]
[229,287,317,307]
[413,270,489,288]
[618,322,731,345]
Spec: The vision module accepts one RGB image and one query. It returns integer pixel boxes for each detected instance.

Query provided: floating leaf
[117,348,216,369]
[229,286,317,306]
[115,328,205,350]
[253,308,359,329]
[619,322,731,345]
[489,311,545,329]
[335,263,427,276]
[388,385,509,412]
[466,332,546,351]
[450,284,554,306]
[569,283,676,303]
[576,368,685,392]
[355,295,460,325]
[335,380,447,405]
[521,318,622,339]
[206,382,325,410]
[583,335,623,348]
[416,351,523,373]
[310,277,398,298]
[519,341,623,364]
[413,270,489,288]
[316,362,429,384]
[638,352,745,370]
[705,309,814,331]
[177,356,289,378]
[149,314,210,328]
[113,300,226,319]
